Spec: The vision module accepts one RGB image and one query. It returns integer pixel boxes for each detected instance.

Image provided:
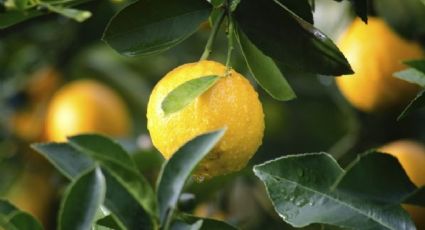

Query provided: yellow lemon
[147,60,264,180]
[379,140,425,228]
[45,79,131,142]
[336,17,424,112]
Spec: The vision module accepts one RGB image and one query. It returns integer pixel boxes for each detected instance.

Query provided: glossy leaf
[234,0,352,75]
[333,152,417,204]
[0,200,43,230]
[397,89,425,120]
[236,28,296,101]
[68,134,157,216]
[31,142,94,180]
[405,59,425,73]
[103,0,211,56]
[175,214,237,230]
[0,10,42,29]
[96,215,126,230]
[162,75,220,115]
[403,186,425,206]
[274,0,313,23]
[157,129,226,223]
[254,152,415,229]
[40,3,92,22]
[349,0,368,23]
[394,68,425,87]
[374,0,425,39]
[58,167,106,230]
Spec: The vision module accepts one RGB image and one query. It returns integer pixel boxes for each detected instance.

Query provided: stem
[199,9,226,61]
[225,3,234,75]
[162,207,175,230]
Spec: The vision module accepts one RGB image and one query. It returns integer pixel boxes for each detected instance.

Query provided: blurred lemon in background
[45,79,131,142]
[379,140,425,228]
[147,60,264,180]
[336,17,424,113]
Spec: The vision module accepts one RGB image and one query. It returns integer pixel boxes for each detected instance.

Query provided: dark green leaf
[172,220,203,230]
[103,171,154,230]
[0,200,43,230]
[31,143,94,180]
[68,134,157,217]
[374,0,425,39]
[397,89,425,120]
[58,167,106,230]
[8,212,44,230]
[176,214,237,230]
[236,28,296,101]
[274,0,313,24]
[333,152,417,204]
[404,59,425,73]
[234,0,352,75]
[96,214,126,230]
[403,186,425,207]
[157,129,226,223]
[40,3,92,22]
[0,10,42,29]
[162,75,220,115]
[103,0,211,56]
[349,0,368,23]
[254,153,415,229]
[13,0,29,11]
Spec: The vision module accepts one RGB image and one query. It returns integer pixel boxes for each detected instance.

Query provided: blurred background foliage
[1,0,425,229]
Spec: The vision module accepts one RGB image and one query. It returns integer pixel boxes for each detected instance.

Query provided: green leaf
[234,0,352,75]
[96,215,126,230]
[8,212,44,230]
[254,152,415,229]
[394,68,425,87]
[103,171,153,230]
[0,200,44,230]
[13,0,29,10]
[274,0,313,24]
[175,214,237,230]
[403,186,425,207]
[397,89,425,120]
[349,0,368,23]
[31,143,94,180]
[333,152,417,204]
[103,0,211,56]
[40,3,92,23]
[236,28,296,101]
[374,0,425,39]
[68,135,157,217]
[0,10,42,29]
[58,167,106,230]
[161,75,220,115]
[172,220,203,230]
[405,59,425,73]
[157,129,226,223]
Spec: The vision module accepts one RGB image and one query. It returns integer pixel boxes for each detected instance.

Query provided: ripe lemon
[379,140,425,228]
[336,17,424,112]
[147,60,264,180]
[45,79,131,142]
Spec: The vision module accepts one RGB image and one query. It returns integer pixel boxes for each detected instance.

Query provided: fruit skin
[147,60,264,180]
[379,140,425,228]
[336,17,424,113]
[46,79,131,142]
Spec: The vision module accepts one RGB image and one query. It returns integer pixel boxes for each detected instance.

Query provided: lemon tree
[1,0,425,230]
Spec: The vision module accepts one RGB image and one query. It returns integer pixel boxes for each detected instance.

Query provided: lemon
[147,60,264,180]
[336,17,424,112]
[45,79,131,142]
[379,140,425,228]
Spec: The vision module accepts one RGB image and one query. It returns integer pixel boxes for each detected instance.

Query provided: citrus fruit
[45,79,131,142]
[147,60,264,180]
[379,140,425,228]
[336,17,424,112]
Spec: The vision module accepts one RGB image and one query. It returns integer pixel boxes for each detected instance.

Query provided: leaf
[234,0,352,75]
[349,0,368,23]
[405,59,425,73]
[31,142,94,180]
[157,129,226,223]
[236,27,296,101]
[103,0,211,56]
[68,134,157,217]
[403,186,425,207]
[161,75,220,115]
[397,89,425,120]
[333,152,417,204]
[0,200,43,230]
[274,0,313,24]
[0,10,42,29]
[374,0,425,39]
[40,3,92,23]
[58,167,106,230]
[172,220,203,230]
[254,152,415,229]
[395,59,425,87]
[96,215,126,230]
[13,0,29,11]
[175,214,237,230]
